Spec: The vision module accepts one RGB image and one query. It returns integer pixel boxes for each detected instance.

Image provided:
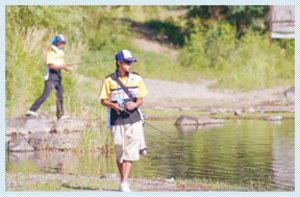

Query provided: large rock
[197,117,224,125]
[266,116,283,121]
[53,119,87,134]
[6,152,35,163]
[175,115,224,125]
[7,134,34,152]
[24,119,53,133]
[26,131,61,150]
[176,125,199,133]
[5,126,28,135]
[176,124,225,135]
[284,86,295,103]
[5,115,38,135]
[175,115,198,125]
[53,133,81,150]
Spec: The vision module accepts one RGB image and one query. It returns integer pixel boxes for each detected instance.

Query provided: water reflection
[6,151,118,176]
[175,123,224,135]
[5,119,294,191]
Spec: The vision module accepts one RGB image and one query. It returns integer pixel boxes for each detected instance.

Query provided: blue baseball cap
[51,35,67,44]
[115,50,137,62]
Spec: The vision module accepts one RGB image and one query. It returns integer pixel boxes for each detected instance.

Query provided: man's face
[56,42,65,50]
[119,60,133,72]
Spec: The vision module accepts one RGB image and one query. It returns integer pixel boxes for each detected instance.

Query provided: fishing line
[122,109,176,140]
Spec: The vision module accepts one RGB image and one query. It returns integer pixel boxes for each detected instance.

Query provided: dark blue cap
[115,50,137,62]
[51,35,67,44]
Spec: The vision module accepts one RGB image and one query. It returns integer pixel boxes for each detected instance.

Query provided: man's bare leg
[121,160,132,184]
[116,159,123,180]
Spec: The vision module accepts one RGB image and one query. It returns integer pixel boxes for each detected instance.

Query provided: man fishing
[26,35,72,120]
[99,49,148,192]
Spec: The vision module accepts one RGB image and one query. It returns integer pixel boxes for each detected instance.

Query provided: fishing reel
[118,103,127,110]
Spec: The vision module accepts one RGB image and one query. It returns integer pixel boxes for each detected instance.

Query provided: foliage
[146,18,187,46]
[185,5,269,38]
[5,5,295,120]
[179,21,294,90]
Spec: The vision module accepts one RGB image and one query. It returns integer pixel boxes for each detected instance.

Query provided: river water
[5,119,294,191]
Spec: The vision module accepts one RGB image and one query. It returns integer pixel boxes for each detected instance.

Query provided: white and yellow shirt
[99,71,148,126]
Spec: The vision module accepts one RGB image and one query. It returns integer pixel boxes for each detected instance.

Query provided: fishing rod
[143,121,175,140]
[66,61,100,66]
[122,109,175,140]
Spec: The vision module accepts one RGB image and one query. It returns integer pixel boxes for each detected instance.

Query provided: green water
[5,119,295,190]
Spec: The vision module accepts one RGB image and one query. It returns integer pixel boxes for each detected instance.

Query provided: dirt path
[5,172,200,191]
[142,78,290,108]
[76,73,291,108]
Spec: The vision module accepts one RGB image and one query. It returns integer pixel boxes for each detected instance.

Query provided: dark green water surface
[6,119,294,190]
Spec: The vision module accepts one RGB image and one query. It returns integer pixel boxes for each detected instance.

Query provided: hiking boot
[58,115,70,121]
[140,148,147,156]
[119,182,131,192]
[25,110,38,117]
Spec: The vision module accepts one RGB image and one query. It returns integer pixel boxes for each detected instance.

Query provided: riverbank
[5,172,272,191]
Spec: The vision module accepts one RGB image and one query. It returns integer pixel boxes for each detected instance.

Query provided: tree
[185,5,269,38]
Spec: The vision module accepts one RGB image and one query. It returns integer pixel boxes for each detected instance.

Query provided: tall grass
[5,6,295,120]
[5,27,90,118]
[179,22,294,90]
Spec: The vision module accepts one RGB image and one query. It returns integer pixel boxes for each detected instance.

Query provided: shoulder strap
[110,72,134,100]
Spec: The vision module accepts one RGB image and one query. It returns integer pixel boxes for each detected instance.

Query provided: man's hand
[115,103,124,112]
[64,66,73,72]
[126,102,137,111]
[49,64,73,72]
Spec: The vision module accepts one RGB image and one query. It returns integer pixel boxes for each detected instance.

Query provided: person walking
[99,49,148,192]
[26,35,72,120]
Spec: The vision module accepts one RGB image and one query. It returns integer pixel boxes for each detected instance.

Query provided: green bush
[179,21,294,89]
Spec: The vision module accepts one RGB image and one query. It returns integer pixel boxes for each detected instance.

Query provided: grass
[78,124,114,152]
[6,172,118,191]
[175,178,272,191]
[6,172,275,191]
[5,6,294,120]
[143,109,294,120]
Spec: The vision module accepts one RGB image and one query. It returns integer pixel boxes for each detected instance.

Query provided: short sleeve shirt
[99,71,148,126]
[46,49,65,80]
[99,72,148,102]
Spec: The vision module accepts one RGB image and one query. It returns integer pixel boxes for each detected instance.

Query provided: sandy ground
[77,74,291,109]
[4,172,218,191]
[142,78,290,108]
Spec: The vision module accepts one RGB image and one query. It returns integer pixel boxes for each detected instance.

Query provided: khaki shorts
[110,121,143,163]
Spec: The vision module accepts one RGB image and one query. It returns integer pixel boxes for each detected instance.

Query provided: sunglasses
[123,60,133,65]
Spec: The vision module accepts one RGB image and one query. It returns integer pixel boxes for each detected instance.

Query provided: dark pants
[30,79,64,118]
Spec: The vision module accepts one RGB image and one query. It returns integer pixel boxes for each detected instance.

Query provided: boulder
[39,110,50,119]
[175,115,198,125]
[53,119,87,134]
[266,116,283,121]
[6,152,35,163]
[47,135,62,149]
[6,126,28,135]
[284,86,295,103]
[5,115,37,135]
[245,107,256,114]
[176,124,224,135]
[175,115,224,125]
[197,117,224,125]
[6,115,34,127]
[53,133,81,150]
[176,125,199,133]
[24,119,52,133]
[7,134,34,152]
[26,132,49,150]
[26,131,61,150]
[234,109,243,116]
[209,108,219,115]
